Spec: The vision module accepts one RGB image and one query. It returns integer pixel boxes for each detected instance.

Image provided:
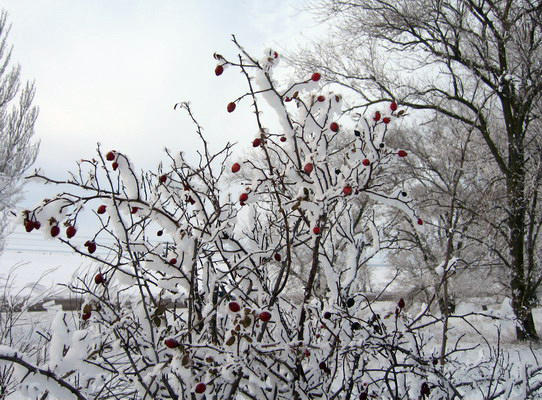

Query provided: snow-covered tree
[0,10,39,252]
[2,39,541,400]
[295,0,542,341]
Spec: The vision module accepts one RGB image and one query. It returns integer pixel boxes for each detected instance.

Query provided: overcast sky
[2,1,322,208]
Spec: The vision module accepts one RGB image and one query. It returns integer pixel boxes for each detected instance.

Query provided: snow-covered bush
[2,38,541,400]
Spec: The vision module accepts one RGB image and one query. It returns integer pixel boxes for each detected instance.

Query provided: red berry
[330,122,340,132]
[94,273,105,284]
[88,242,97,254]
[317,95,325,102]
[33,221,41,230]
[273,51,279,58]
[343,186,353,196]
[232,162,241,173]
[66,225,77,239]
[164,338,179,349]
[304,349,311,357]
[323,311,331,319]
[50,226,60,237]
[398,150,408,157]
[313,226,321,235]
[24,220,34,233]
[112,161,119,170]
[97,205,107,214]
[195,383,207,394]
[227,102,236,113]
[82,311,91,320]
[259,311,272,322]
[252,138,261,147]
[274,253,282,262]
[373,111,381,121]
[304,163,314,174]
[390,101,398,111]
[159,175,167,183]
[239,193,248,202]
[284,97,292,102]
[319,361,327,370]
[169,258,177,265]
[417,218,424,225]
[383,117,391,124]
[398,298,406,309]
[359,392,368,400]
[215,65,224,76]
[106,151,116,161]
[131,206,139,214]
[280,136,287,142]
[362,159,370,166]
[311,72,321,82]
[229,301,241,312]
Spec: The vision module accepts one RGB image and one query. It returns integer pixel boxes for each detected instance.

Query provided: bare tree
[0,10,39,252]
[296,0,542,341]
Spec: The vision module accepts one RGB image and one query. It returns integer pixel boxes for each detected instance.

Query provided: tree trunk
[508,150,539,341]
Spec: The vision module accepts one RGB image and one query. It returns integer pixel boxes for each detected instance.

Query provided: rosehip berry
[159,175,167,183]
[313,226,321,235]
[304,163,314,174]
[24,220,34,233]
[97,205,107,214]
[229,301,241,312]
[231,163,241,173]
[319,361,327,370]
[94,273,105,284]
[239,193,248,203]
[227,102,236,113]
[169,258,177,265]
[330,122,340,132]
[343,186,353,196]
[383,117,391,124]
[112,161,119,170]
[311,72,321,81]
[398,298,406,309]
[317,95,325,102]
[280,136,287,142]
[82,312,91,320]
[398,150,408,157]
[391,101,398,111]
[274,253,282,262]
[66,225,77,239]
[373,111,381,121]
[50,225,60,237]
[252,138,261,147]
[215,65,224,76]
[259,311,272,322]
[164,338,179,349]
[421,382,430,396]
[362,159,370,166]
[195,383,207,394]
[323,311,331,319]
[106,151,116,161]
[33,221,41,230]
[417,218,424,225]
[87,242,97,254]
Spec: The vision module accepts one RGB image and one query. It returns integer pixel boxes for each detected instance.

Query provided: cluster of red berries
[106,150,119,171]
